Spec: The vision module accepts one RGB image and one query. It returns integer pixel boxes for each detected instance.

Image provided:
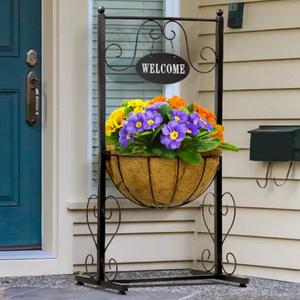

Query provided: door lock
[26,50,38,67]
[26,71,40,126]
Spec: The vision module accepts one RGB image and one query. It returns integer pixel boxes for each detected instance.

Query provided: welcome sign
[136,53,190,84]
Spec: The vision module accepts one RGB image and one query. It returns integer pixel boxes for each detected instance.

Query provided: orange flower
[211,124,224,145]
[168,95,185,109]
[149,95,166,105]
[195,103,216,123]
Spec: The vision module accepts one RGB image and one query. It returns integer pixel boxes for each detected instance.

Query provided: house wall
[190,0,300,282]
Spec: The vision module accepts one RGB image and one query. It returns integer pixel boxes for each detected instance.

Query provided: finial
[98,6,105,14]
[216,9,223,16]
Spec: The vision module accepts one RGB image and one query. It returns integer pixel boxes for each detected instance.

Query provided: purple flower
[119,127,134,147]
[146,102,169,112]
[160,121,187,150]
[189,112,213,132]
[143,111,163,130]
[170,110,188,123]
[186,122,199,136]
[126,112,145,132]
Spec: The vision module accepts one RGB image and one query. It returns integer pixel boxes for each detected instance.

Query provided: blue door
[0,0,41,250]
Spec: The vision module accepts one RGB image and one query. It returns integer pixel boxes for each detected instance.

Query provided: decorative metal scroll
[84,194,121,281]
[105,20,217,74]
[200,192,237,275]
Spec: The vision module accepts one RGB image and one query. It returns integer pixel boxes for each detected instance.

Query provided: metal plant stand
[75,7,249,294]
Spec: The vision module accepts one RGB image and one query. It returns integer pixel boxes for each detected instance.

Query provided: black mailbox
[248,126,300,162]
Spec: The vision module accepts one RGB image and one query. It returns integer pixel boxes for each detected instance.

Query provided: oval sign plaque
[136,53,190,84]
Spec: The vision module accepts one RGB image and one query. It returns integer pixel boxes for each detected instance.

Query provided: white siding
[195,0,300,282]
[71,202,200,272]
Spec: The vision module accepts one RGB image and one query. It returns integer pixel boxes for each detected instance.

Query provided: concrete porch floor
[1,270,300,300]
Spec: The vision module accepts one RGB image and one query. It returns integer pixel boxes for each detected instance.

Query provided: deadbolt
[26,71,40,126]
[26,50,38,67]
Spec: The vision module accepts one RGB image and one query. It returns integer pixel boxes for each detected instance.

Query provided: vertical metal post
[214,9,224,275]
[97,6,106,282]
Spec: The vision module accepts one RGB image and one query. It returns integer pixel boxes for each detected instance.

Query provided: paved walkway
[1,271,300,300]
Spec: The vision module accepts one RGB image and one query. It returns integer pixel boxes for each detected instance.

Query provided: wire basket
[106,146,221,209]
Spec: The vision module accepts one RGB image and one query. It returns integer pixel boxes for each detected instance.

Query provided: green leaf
[179,107,190,114]
[210,127,219,136]
[115,142,123,151]
[105,130,119,146]
[122,100,129,107]
[195,127,218,139]
[219,142,239,152]
[119,142,142,155]
[159,105,173,116]
[152,145,177,159]
[196,138,221,152]
[178,149,202,165]
[179,136,192,151]
[135,130,153,137]
[124,107,133,118]
[151,124,164,142]
[186,103,195,114]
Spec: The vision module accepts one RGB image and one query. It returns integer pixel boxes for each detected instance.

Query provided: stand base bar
[75,270,249,292]
[75,275,98,286]
[75,275,128,292]
[116,274,215,284]
[190,269,249,286]
[215,274,249,285]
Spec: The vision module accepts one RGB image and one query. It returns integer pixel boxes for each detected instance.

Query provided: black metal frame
[75,7,249,294]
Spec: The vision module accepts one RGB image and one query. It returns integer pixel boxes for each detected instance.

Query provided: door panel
[0,91,19,207]
[0,0,41,250]
[0,0,19,56]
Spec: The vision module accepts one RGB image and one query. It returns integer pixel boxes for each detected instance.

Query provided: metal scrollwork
[104,195,121,254]
[200,193,215,272]
[200,249,214,272]
[221,192,237,275]
[200,192,238,275]
[103,195,121,281]
[84,195,121,281]
[105,20,217,74]
[84,194,98,278]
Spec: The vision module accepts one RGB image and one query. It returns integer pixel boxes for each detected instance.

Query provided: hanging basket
[106,145,221,209]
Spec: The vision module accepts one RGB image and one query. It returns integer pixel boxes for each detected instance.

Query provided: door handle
[26,71,40,126]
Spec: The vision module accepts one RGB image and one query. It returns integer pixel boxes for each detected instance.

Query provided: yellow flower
[127,99,149,109]
[105,120,115,137]
[111,115,124,128]
[110,107,126,120]
[133,106,144,113]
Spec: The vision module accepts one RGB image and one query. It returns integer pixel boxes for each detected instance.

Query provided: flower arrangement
[106,95,238,165]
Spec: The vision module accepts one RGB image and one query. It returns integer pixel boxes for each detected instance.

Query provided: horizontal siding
[204,178,300,211]
[195,0,300,283]
[197,207,300,240]
[195,261,300,283]
[199,29,300,63]
[74,233,194,264]
[199,1,300,35]
[199,0,269,7]
[199,90,300,120]
[199,59,300,91]
[74,221,194,235]
[71,205,200,272]
[197,234,300,270]
[71,207,200,225]
[223,150,300,179]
